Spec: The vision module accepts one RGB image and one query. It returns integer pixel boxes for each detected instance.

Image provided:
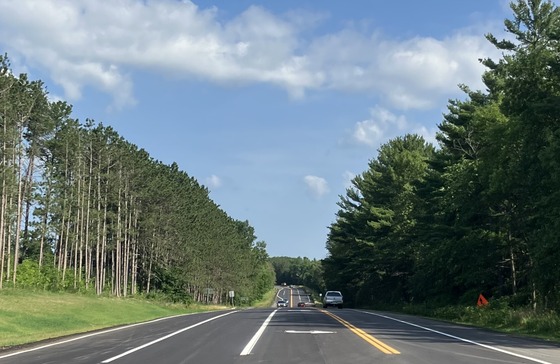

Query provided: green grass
[0,289,225,348]
[399,303,560,343]
[252,288,278,308]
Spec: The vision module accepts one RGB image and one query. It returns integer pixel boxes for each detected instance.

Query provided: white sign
[228,290,235,298]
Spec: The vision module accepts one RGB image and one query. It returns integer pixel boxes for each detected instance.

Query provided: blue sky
[0,0,514,259]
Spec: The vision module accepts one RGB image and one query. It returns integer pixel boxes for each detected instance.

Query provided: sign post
[228,290,235,306]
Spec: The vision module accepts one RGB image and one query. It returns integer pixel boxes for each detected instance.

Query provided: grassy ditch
[0,289,225,348]
[399,303,560,343]
[252,288,278,308]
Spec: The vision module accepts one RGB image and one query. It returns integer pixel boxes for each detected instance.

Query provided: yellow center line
[320,310,400,355]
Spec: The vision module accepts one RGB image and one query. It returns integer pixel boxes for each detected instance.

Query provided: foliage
[15,260,61,290]
[0,53,274,304]
[323,0,560,313]
[270,256,324,293]
[324,134,434,307]
[400,300,560,342]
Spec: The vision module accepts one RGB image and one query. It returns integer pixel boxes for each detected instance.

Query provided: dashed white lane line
[101,311,237,363]
[358,310,552,364]
[240,309,277,356]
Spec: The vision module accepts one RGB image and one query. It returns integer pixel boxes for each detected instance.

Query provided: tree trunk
[0,118,7,287]
[38,176,51,267]
[22,154,35,245]
[95,158,102,295]
[85,141,93,289]
[12,123,25,286]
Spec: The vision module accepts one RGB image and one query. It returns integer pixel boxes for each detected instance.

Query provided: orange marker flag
[477,294,489,307]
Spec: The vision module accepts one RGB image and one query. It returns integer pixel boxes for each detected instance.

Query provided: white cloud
[205,174,222,189]
[304,175,329,198]
[342,171,356,189]
[348,106,439,149]
[0,0,502,108]
[352,106,407,147]
[307,30,500,109]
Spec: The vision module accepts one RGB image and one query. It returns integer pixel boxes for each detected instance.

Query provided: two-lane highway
[2,305,560,363]
[276,286,313,308]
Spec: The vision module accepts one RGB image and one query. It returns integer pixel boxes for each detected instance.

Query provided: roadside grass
[0,289,224,348]
[399,303,560,343]
[252,288,278,308]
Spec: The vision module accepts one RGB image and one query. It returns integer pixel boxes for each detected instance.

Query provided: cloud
[0,0,502,108]
[351,106,407,147]
[348,106,438,149]
[205,174,222,189]
[303,175,329,198]
[342,171,356,189]
[307,30,500,109]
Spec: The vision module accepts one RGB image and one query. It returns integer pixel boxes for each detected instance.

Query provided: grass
[0,289,226,348]
[399,302,560,343]
[252,288,277,308]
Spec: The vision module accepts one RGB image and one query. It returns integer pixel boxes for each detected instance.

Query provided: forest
[323,0,560,311]
[269,256,324,294]
[0,55,275,304]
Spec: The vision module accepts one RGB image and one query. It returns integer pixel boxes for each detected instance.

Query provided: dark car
[297,301,305,307]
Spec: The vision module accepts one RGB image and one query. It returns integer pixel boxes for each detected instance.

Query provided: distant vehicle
[297,301,305,307]
[322,291,343,309]
[277,299,288,308]
[281,282,287,286]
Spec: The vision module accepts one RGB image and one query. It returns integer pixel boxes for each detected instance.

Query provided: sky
[0,0,516,260]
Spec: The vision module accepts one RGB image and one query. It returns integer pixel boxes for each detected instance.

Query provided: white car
[277,299,288,308]
[322,291,343,309]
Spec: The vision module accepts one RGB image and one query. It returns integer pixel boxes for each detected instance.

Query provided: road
[276,285,313,307]
[2,287,559,364]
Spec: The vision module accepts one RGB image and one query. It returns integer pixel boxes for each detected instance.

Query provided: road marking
[101,311,237,363]
[285,330,336,334]
[321,310,400,355]
[0,311,214,360]
[240,309,277,355]
[358,310,552,364]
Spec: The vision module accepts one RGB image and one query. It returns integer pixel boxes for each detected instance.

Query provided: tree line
[0,55,275,304]
[269,256,324,294]
[323,0,560,311]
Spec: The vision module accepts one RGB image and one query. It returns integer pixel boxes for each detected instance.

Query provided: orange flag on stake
[477,294,489,307]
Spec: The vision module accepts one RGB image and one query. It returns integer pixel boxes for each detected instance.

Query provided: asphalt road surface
[2,288,560,364]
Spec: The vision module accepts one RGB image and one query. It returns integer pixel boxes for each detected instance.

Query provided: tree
[324,135,434,306]
[483,0,560,309]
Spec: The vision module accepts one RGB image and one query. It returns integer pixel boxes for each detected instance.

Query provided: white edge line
[0,311,217,360]
[356,310,552,364]
[101,310,237,363]
[240,309,277,356]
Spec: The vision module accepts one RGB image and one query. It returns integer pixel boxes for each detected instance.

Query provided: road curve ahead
[1,307,559,363]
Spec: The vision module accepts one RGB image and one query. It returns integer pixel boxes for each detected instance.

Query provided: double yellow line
[321,310,400,355]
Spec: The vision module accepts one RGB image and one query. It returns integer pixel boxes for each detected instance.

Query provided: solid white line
[357,310,552,364]
[101,311,237,363]
[0,311,205,360]
[240,309,277,356]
